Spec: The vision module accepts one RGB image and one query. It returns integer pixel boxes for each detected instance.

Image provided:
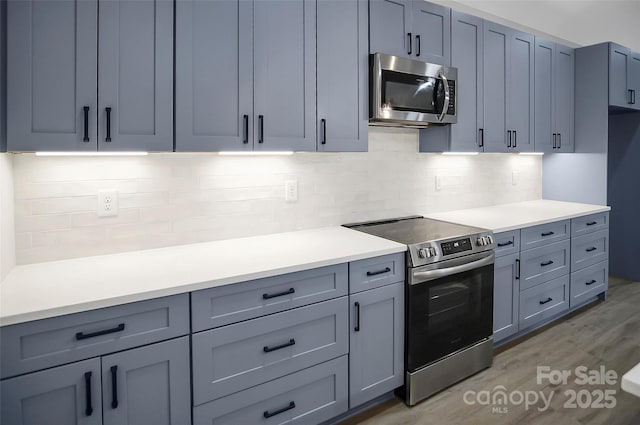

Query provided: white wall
[12,128,542,264]
[0,153,16,280]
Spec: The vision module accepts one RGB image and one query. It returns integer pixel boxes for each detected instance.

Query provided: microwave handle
[437,72,450,122]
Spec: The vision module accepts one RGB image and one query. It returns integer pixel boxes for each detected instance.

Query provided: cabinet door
[369,0,413,59]
[1,358,102,425]
[534,38,554,152]
[482,22,509,152]
[175,0,253,152]
[554,45,575,152]
[98,0,173,151]
[450,11,483,151]
[609,43,631,108]
[508,30,534,152]
[7,0,97,152]
[101,337,191,425]
[411,1,450,65]
[253,0,316,151]
[317,0,368,152]
[629,51,640,111]
[493,253,519,342]
[349,282,404,408]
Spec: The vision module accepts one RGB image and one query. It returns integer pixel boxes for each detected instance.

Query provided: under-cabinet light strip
[35,152,149,157]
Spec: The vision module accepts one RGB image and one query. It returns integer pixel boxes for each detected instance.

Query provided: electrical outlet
[97,190,119,217]
[285,180,298,202]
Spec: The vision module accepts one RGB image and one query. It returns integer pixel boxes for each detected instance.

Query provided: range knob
[476,237,486,246]
[429,247,437,257]
[418,248,428,258]
[486,235,494,245]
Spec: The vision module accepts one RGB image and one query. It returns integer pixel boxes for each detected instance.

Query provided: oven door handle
[410,253,495,284]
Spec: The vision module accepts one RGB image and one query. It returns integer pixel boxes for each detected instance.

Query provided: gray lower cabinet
[570,261,608,309]
[519,239,571,291]
[519,274,569,330]
[349,282,404,408]
[493,252,519,342]
[1,358,102,425]
[101,337,191,425]
[571,229,609,271]
[349,252,405,293]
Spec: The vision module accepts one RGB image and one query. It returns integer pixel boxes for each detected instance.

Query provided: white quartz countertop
[622,362,640,398]
[0,227,405,326]
[425,200,610,233]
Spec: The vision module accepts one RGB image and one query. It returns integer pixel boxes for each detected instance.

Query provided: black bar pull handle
[354,302,361,332]
[105,107,112,142]
[539,297,553,305]
[76,323,125,340]
[263,401,296,419]
[541,231,554,237]
[407,32,412,55]
[83,106,90,142]
[586,279,597,286]
[263,338,296,353]
[258,115,264,144]
[84,372,93,416]
[478,128,484,148]
[321,118,327,145]
[513,130,517,148]
[416,34,421,57]
[553,133,557,149]
[557,133,561,149]
[242,115,249,144]
[110,365,118,409]
[366,267,391,277]
[507,130,512,147]
[515,258,521,280]
[497,241,513,247]
[586,221,598,226]
[540,260,554,267]
[633,90,636,105]
[629,89,634,104]
[586,247,597,252]
[263,288,295,300]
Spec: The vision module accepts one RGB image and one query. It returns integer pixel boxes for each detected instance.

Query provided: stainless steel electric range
[345,216,496,406]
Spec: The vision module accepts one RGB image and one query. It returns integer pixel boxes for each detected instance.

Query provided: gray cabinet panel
[520,239,570,291]
[520,219,570,250]
[519,274,569,330]
[1,0,6,151]
[571,229,609,271]
[349,282,404,408]
[349,253,405,293]
[1,294,189,379]
[494,230,520,257]
[98,0,173,151]
[493,253,519,342]
[570,261,608,308]
[1,358,102,425]
[193,355,348,425]
[7,0,98,151]
[508,31,534,152]
[317,0,368,152]
[482,22,509,152]
[411,1,450,66]
[630,52,640,111]
[609,43,630,108]
[192,297,348,405]
[191,263,348,332]
[253,0,316,151]
[555,45,575,152]
[534,39,554,152]
[571,212,609,237]
[175,0,253,151]
[369,0,413,58]
[101,337,191,425]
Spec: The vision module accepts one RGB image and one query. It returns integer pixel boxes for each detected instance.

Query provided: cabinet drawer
[520,239,571,291]
[494,230,521,257]
[571,229,609,271]
[519,275,569,330]
[0,294,189,379]
[192,297,348,405]
[191,263,348,332]
[193,356,348,425]
[570,261,608,309]
[571,212,609,237]
[349,253,405,293]
[521,220,570,250]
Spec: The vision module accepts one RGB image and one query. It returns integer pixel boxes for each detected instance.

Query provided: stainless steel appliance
[369,53,457,128]
[344,216,495,406]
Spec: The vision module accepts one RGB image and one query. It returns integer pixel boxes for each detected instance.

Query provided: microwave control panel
[447,81,456,115]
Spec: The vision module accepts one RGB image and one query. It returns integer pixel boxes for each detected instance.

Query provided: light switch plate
[285,180,298,202]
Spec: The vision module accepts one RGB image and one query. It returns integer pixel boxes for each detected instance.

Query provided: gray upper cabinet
[7,0,98,152]
[1,0,6,152]
[1,358,102,425]
[317,0,368,152]
[534,39,574,153]
[609,43,640,110]
[175,0,253,151]
[493,252,519,342]
[508,30,535,152]
[369,0,450,65]
[482,21,509,152]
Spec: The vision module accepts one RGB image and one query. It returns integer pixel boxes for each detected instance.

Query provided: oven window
[381,70,443,114]
[407,263,493,372]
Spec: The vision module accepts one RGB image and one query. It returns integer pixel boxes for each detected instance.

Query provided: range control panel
[440,238,472,256]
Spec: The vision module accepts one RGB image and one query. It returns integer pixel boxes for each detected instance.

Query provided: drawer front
[571,212,609,237]
[193,356,348,425]
[571,229,609,271]
[519,275,569,330]
[570,261,608,309]
[349,253,405,293]
[521,220,570,250]
[0,294,189,379]
[192,297,349,405]
[520,239,571,291]
[191,263,348,332]
[494,230,521,257]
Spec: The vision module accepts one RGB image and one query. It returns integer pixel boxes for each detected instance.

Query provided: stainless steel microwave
[369,53,457,128]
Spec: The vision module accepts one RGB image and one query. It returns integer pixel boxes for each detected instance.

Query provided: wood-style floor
[343,276,640,425]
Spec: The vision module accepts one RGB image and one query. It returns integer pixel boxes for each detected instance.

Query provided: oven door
[406,251,494,372]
